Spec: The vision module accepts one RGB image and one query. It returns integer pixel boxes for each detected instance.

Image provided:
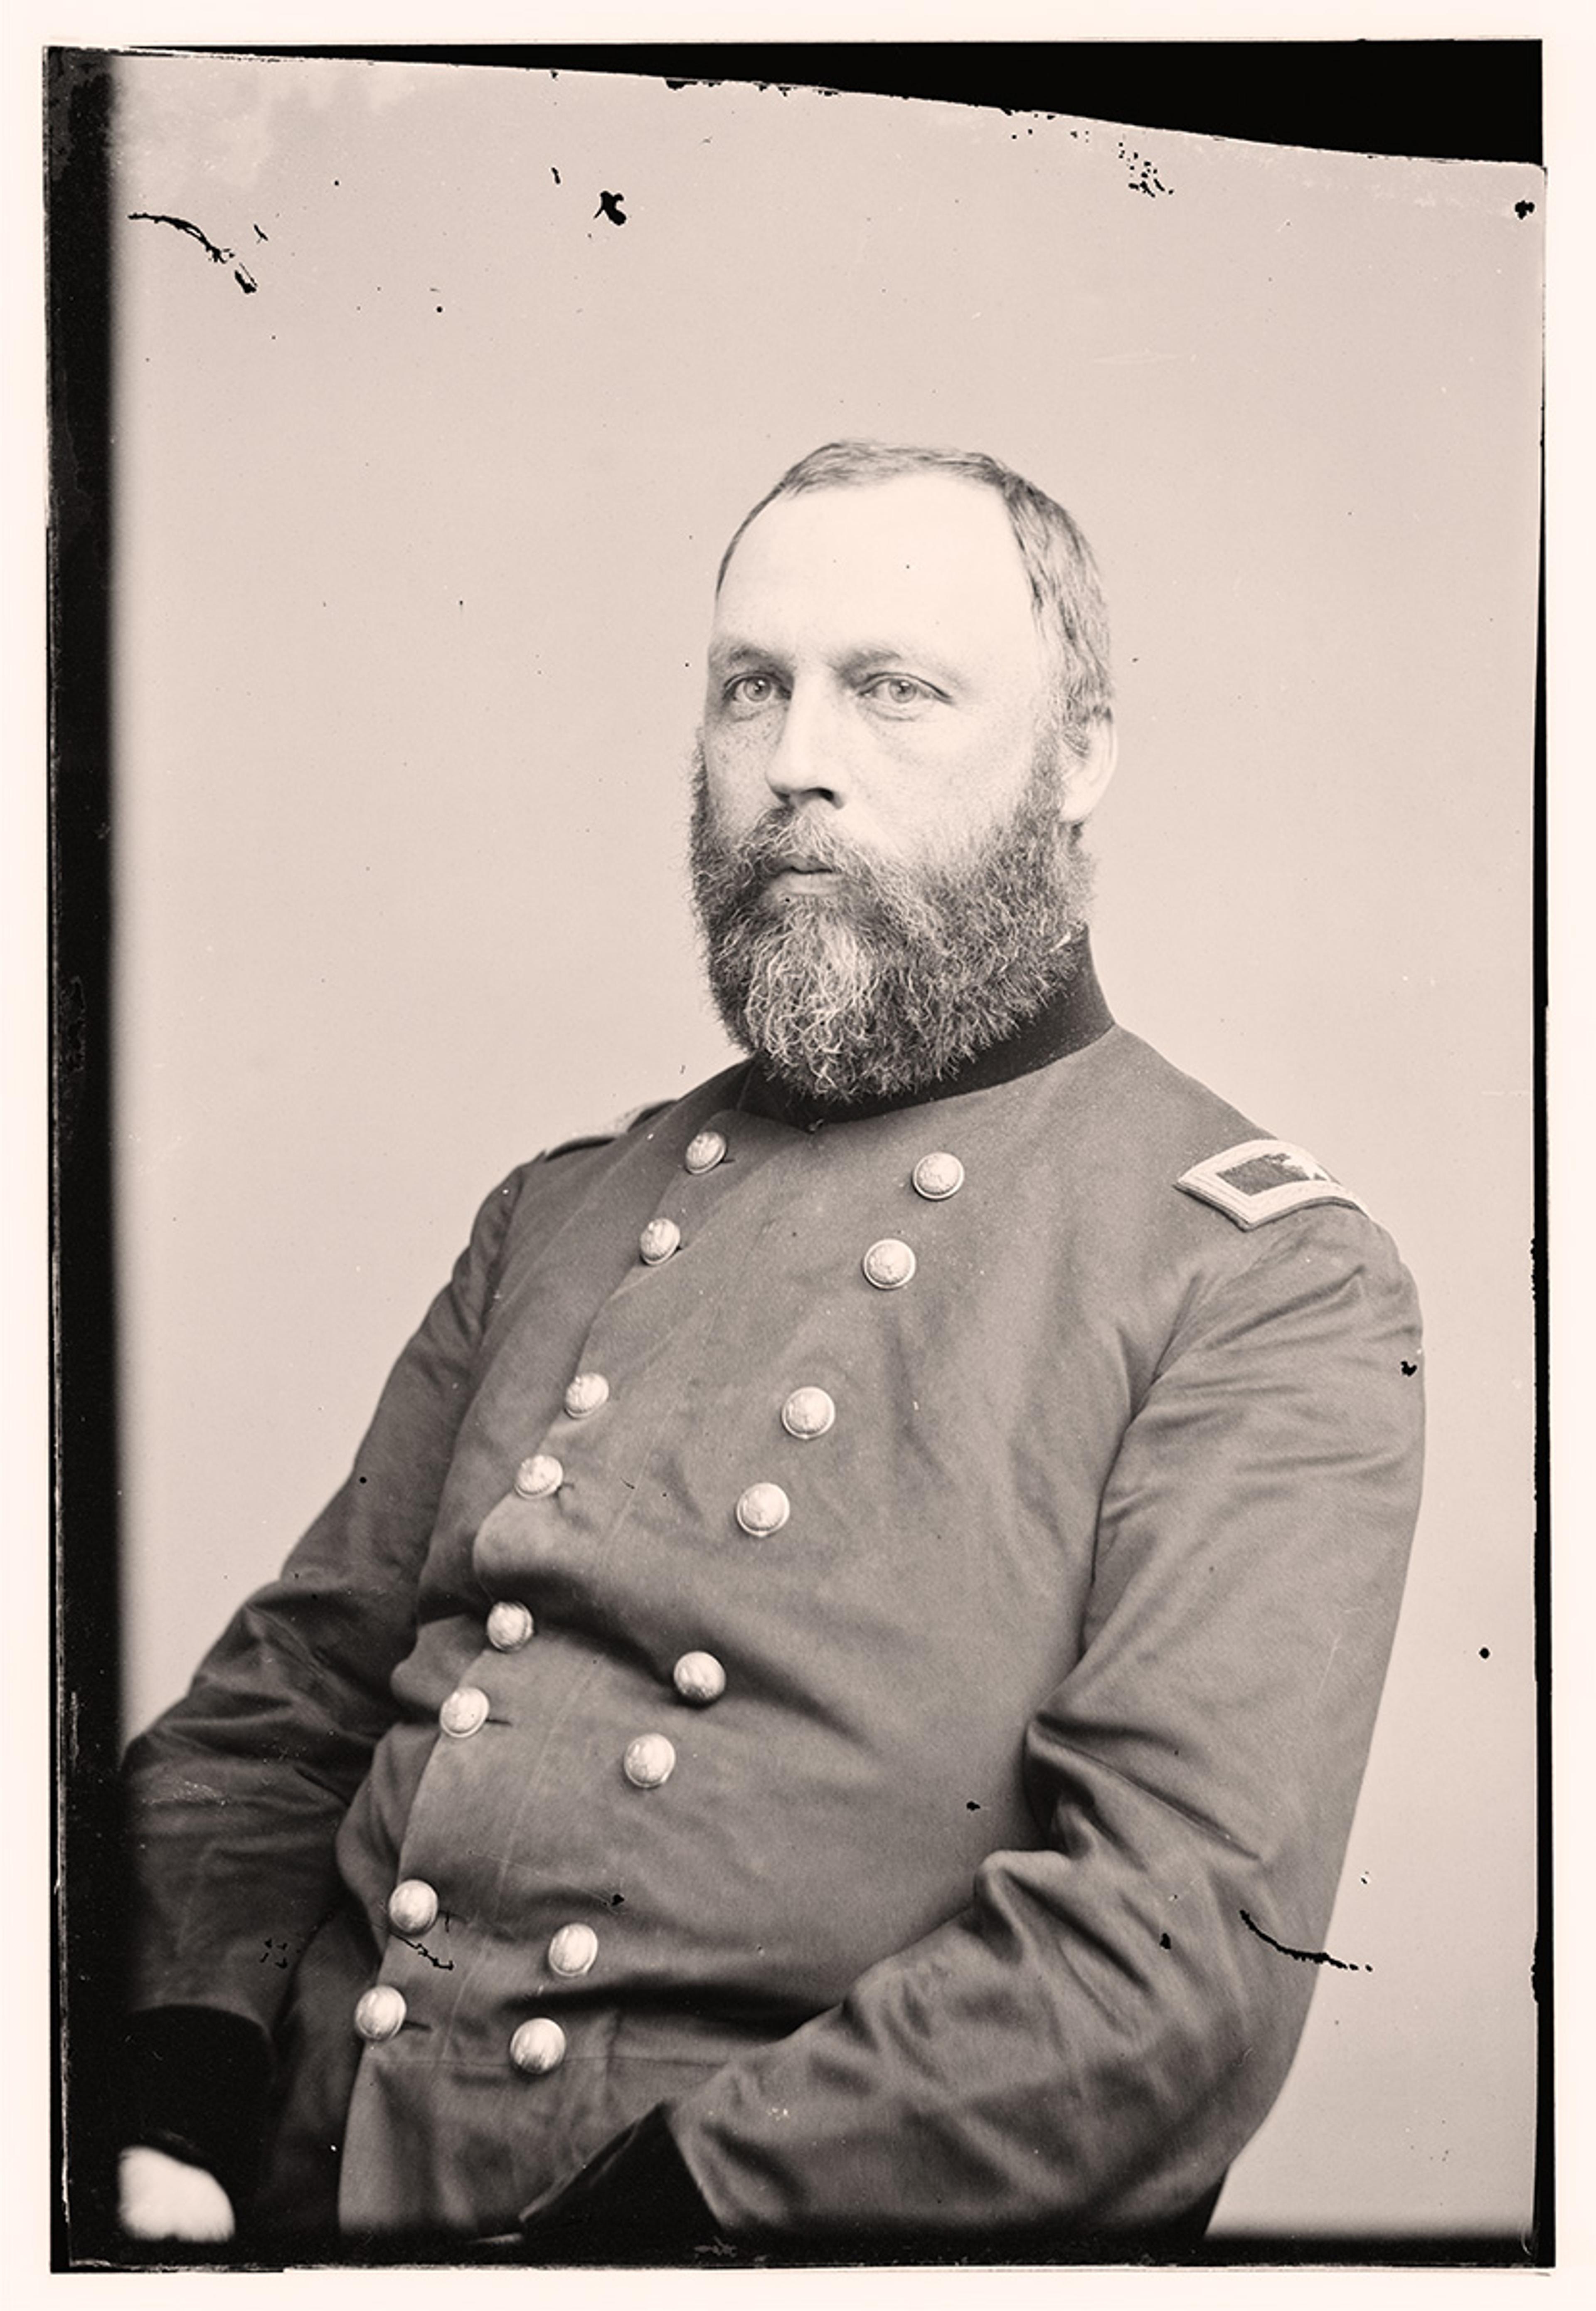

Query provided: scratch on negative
[1240,1909,1370,1972]
[128,211,259,294]
[1313,1633,1342,1702]
[397,1936,455,1972]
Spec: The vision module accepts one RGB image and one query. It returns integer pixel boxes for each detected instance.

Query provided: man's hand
[119,2145,236,2241]
[518,2104,724,2262]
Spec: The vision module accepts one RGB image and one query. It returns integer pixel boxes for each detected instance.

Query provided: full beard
[689,742,1096,1105]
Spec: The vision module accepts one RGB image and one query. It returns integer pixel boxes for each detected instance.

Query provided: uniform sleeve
[122,1166,528,2034]
[669,1208,1425,2242]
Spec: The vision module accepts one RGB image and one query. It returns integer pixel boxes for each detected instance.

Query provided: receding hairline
[715,463,1029,596]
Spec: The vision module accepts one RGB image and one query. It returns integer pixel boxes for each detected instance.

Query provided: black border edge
[168,41,1543,164]
[1530,397,1552,2265]
[47,45,126,2269]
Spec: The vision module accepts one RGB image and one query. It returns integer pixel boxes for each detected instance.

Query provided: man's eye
[724,674,781,710]
[862,675,935,711]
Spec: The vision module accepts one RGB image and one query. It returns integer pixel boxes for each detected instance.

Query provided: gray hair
[716,439,1113,755]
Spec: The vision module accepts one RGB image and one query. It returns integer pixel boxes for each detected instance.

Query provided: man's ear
[1059,716,1118,825]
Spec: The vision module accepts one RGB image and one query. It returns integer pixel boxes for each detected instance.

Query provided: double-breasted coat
[123,961,1424,2245]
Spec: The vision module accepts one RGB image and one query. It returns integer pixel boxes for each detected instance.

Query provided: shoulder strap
[540,1097,673,1163]
[1176,1138,1369,1231]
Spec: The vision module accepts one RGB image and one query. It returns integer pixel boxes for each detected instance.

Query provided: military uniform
[123,951,1424,2250]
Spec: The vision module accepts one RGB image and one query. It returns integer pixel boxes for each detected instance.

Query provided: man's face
[690,474,1110,1106]
[701,473,1055,877]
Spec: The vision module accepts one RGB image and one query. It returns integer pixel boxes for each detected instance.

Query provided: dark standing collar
[737,934,1114,1128]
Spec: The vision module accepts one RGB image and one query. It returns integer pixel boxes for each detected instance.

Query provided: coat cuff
[123,2006,273,2217]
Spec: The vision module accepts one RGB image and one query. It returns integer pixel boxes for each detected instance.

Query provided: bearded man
[118,441,1424,2260]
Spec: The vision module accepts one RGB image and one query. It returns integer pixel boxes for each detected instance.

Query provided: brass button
[387,1879,439,1937]
[354,1985,406,2043]
[684,1129,727,1175]
[547,1922,599,1978]
[640,1217,681,1265]
[486,1600,535,1652]
[514,1453,563,1500]
[623,1733,677,1789]
[912,1151,965,1201]
[563,1371,610,1419]
[509,2017,566,2076]
[862,1238,916,1291]
[781,1386,836,1440]
[439,1685,489,1739]
[736,1481,790,1537]
[672,1651,727,1705]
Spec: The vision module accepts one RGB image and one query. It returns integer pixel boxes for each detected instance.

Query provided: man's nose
[764,682,846,807]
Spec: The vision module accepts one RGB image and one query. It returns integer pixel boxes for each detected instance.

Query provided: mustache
[725,809,865,882]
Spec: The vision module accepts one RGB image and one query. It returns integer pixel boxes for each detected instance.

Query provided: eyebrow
[833,643,963,690]
[706,638,780,676]
[707,636,966,690]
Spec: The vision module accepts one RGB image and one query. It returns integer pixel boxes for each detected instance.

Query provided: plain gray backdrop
[108,55,1542,2240]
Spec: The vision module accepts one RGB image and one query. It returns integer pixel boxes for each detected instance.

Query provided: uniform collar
[736,934,1114,1128]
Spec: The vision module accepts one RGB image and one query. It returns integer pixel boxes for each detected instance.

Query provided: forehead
[713,474,1041,673]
